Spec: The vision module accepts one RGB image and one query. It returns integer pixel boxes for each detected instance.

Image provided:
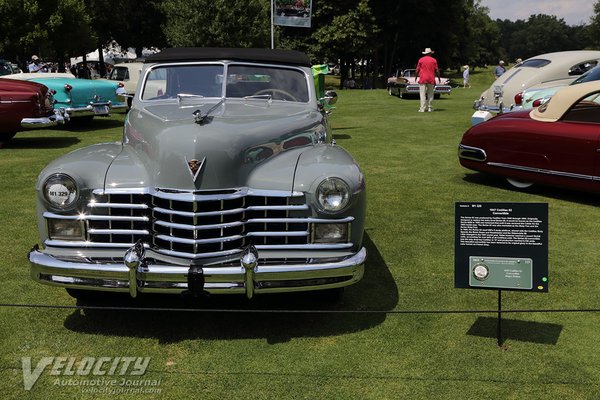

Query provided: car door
[540,96,600,191]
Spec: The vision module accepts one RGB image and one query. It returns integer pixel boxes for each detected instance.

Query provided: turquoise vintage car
[4,72,127,120]
[29,48,366,301]
[518,65,600,110]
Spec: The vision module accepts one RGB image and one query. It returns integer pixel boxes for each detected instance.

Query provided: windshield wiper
[242,94,272,101]
[177,93,205,103]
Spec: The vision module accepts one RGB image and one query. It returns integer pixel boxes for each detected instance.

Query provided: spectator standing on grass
[462,65,471,88]
[28,55,47,73]
[494,60,506,79]
[415,47,440,112]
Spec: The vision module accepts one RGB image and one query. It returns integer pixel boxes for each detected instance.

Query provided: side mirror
[323,90,338,106]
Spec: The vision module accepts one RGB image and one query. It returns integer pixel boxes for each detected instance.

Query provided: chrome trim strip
[246,205,309,211]
[88,203,149,209]
[155,234,242,245]
[487,162,597,181]
[92,187,304,199]
[247,231,309,237]
[154,220,244,231]
[255,243,353,250]
[44,239,354,252]
[153,206,244,218]
[88,229,149,235]
[45,240,136,248]
[44,212,149,222]
[155,247,243,259]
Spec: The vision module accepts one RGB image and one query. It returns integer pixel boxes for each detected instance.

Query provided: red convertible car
[0,78,66,147]
[459,80,600,193]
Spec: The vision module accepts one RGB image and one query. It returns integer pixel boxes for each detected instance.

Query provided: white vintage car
[472,50,600,124]
[28,48,367,300]
[105,62,145,106]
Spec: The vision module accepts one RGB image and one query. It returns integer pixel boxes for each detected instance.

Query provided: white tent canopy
[70,42,159,65]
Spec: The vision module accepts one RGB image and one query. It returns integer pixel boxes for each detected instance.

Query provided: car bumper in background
[21,108,68,129]
[65,102,128,117]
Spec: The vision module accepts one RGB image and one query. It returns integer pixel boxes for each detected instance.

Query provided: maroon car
[0,78,66,147]
[459,80,600,193]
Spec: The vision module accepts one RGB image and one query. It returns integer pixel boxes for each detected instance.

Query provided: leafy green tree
[161,0,270,48]
[589,0,600,48]
[0,0,95,68]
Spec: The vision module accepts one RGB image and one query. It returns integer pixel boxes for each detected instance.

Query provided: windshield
[141,63,309,102]
[109,66,129,81]
[572,66,600,85]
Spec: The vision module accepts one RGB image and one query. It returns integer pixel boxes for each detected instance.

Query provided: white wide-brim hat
[422,48,434,54]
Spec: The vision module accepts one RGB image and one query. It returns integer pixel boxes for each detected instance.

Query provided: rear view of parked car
[0,78,67,147]
[388,69,452,98]
[4,72,128,121]
[460,81,600,193]
[472,50,600,124]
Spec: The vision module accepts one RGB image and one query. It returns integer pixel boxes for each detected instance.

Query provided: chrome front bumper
[29,245,366,299]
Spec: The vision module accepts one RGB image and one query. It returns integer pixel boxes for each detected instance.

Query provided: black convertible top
[145,48,311,67]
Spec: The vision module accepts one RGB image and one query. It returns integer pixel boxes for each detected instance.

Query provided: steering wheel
[253,88,298,102]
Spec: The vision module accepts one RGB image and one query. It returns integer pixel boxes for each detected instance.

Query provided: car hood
[106,100,324,191]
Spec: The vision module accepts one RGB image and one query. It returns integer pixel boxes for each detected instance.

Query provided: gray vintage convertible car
[29,48,367,300]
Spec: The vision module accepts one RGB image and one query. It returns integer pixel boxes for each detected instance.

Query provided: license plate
[93,105,109,115]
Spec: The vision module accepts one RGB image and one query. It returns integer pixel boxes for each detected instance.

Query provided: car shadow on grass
[4,136,81,149]
[62,232,399,344]
[461,172,598,207]
[65,117,125,132]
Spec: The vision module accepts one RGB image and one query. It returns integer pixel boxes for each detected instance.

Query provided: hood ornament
[186,157,206,182]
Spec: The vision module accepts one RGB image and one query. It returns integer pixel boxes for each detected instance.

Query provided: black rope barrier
[2,303,600,314]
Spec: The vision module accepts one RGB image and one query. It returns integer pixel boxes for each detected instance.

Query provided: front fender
[294,144,366,248]
[35,142,123,241]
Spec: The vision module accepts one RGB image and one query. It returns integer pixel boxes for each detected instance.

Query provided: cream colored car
[106,62,144,106]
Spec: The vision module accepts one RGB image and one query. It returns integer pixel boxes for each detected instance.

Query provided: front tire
[506,177,534,189]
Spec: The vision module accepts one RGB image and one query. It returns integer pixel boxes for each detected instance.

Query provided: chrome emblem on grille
[186,157,206,182]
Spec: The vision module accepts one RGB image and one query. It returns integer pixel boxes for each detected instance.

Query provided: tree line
[1,0,599,87]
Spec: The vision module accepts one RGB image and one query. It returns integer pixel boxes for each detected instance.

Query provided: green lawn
[2,68,600,399]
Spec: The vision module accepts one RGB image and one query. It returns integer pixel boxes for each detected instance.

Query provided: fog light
[47,219,84,240]
[313,223,349,243]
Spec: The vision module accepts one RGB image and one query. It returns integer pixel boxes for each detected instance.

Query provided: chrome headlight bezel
[315,177,351,213]
[42,173,79,210]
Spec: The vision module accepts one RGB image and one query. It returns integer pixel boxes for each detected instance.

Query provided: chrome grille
[87,188,310,258]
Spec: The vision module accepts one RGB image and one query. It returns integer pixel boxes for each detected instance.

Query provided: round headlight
[43,174,79,209]
[316,177,350,213]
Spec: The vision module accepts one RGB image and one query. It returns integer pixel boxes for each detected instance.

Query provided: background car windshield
[572,66,600,84]
[0,61,14,76]
[109,66,129,81]
[225,65,309,102]
[517,59,551,68]
[142,65,223,100]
